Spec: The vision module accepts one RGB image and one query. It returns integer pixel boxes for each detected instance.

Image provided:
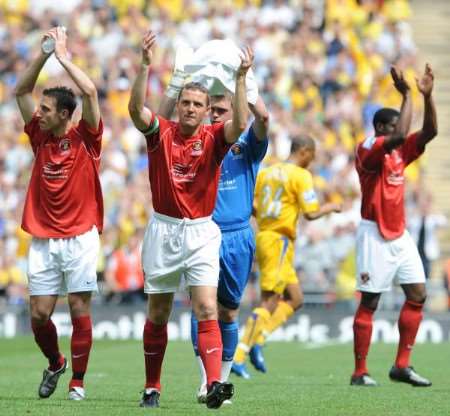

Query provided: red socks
[353,304,375,377]
[395,300,423,369]
[31,319,63,371]
[70,316,93,388]
[197,320,222,386]
[143,320,168,391]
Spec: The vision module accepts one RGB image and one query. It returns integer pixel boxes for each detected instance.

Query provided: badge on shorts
[360,272,370,283]
[191,141,203,156]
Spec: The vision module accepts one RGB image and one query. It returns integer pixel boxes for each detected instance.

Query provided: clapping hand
[237,46,254,77]
[416,63,434,97]
[390,66,410,96]
[142,31,156,66]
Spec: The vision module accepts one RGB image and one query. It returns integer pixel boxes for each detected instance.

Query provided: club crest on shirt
[59,138,71,154]
[231,143,244,159]
[231,143,241,155]
[191,141,203,156]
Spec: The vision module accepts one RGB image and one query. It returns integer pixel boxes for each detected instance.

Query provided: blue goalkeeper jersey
[213,126,268,231]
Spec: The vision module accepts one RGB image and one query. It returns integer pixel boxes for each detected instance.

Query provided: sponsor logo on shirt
[387,170,404,186]
[43,162,68,180]
[172,163,196,182]
[303,189,318,203]
[191,140,203,156]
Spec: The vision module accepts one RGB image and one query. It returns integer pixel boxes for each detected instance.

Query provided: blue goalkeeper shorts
[217,226,255,310]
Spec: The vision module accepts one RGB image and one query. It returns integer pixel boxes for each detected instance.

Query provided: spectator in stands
[0,0,434,308]
[104,230,145,304]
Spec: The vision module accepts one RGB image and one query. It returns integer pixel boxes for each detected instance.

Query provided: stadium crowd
[0,0,433,307]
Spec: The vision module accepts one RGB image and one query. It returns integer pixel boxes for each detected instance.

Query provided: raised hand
[237,46,254,77]
[142,31,156,66]
[53,26,69,61]
[390,66,410,96]
[416,63,434,97]
[41,28,58,55]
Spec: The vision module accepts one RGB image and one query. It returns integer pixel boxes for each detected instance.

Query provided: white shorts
[356,219,425,293]
[142,213,221,293]
[27,226,100,296]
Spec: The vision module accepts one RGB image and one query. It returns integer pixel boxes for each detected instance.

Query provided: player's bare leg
[67,292,93,400]
[30,295,67,398]
[351,291,380,386]
[389,283,431,387]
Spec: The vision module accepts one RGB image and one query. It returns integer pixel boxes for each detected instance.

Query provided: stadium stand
[0,0,444,309]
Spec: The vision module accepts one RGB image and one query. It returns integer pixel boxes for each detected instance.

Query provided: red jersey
[22,116,104,238]
[144,115,230,219]
[355,132,424,240]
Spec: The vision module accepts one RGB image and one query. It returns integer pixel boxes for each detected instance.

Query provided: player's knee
[149,304,172,323]
[409,292,427,304]
[194,300,217,321]
[30,309,51,326]
[218,306,238,322]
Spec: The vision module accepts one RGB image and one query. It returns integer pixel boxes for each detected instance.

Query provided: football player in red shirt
[128,31,252,409]
[351,64,437,387]
[14,27,103,401]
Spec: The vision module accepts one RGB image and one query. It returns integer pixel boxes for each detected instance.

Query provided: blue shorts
[217,226,255,310]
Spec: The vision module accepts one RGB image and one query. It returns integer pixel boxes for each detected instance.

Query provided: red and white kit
[142,115,231,292]
[23,116,103,294]
[355,133,426,292]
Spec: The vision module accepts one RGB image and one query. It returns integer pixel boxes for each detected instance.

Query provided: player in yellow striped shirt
[232,136,342,378]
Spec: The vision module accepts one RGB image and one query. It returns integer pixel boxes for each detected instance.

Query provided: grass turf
[0,338,449,415]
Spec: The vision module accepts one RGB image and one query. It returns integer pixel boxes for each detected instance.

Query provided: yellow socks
[255,301,294,346]
[234,307,271,363]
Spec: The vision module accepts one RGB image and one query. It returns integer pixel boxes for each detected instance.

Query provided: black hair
[178,82,210,106]
[372,108,400,130]
[42,86,77,117]
[291,135,315,154]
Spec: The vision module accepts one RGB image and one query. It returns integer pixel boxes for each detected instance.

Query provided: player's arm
[128,31,156,132]
[297,171,342,221]
[14,29,57,124]
[51,27,100,130]
[249,95,269,141]
[383,67,412,152]
[304,202,342,221]
[224,46,253,144]
[415,63,437,147]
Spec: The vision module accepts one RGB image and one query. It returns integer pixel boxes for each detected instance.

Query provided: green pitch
[1,338,449,415]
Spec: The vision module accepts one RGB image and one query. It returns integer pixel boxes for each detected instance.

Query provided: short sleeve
[401,132,425,166]
[356,136,387,172]
[142,114,162,152]
[247,125,268,163]
[210,122,231,164]
[77,118,103,157]
[297,171,320,214]
[24,115,42,155]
